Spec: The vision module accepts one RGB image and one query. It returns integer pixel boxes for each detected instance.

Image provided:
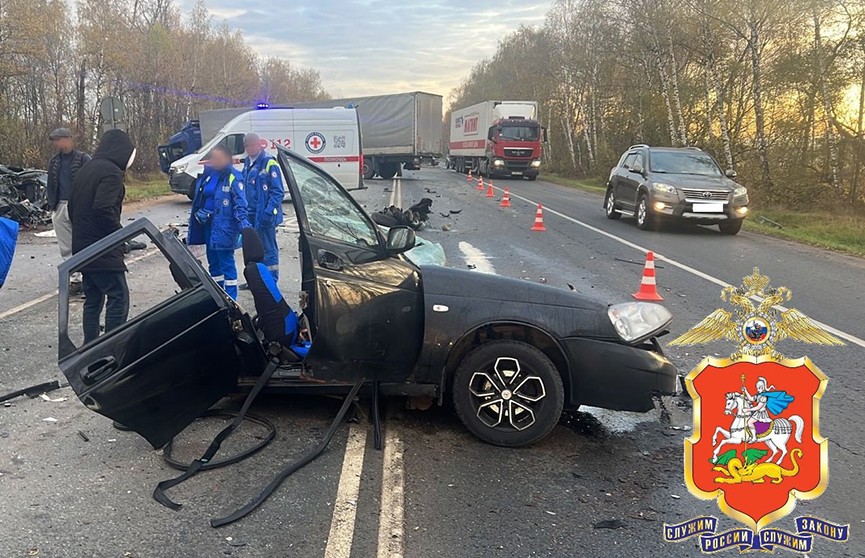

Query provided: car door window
[633,153,645,169]
[218,133,245,156]
[284,156,380,248]
[622,153,637,169]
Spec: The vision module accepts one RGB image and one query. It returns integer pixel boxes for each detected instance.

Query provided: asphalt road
[0,168,862,557]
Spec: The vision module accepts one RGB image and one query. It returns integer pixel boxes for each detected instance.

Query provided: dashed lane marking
[498,185,865,349]
[458,241,496,274]
[324,424,368,558]
[377,426,405,558]
[0,249,159,320]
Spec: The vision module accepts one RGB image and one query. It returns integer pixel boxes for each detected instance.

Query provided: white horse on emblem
[711,392,803,465]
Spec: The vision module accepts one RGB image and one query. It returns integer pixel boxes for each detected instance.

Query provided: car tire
[604,189,621,220]
[636,194,654,230]
[527,175,537,181]
[362,159,375,180]
[719,219,743,235]
[452,340,564,447]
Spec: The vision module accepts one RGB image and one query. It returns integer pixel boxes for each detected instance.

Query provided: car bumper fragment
[560,337,677,412]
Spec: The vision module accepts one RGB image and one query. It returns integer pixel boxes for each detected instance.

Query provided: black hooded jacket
[69,130,136,272]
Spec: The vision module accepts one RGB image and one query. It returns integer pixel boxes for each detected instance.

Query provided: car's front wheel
[605,189,621,220]
[719,219,743,235]
[636,194,653,230]
[452,341,564,447]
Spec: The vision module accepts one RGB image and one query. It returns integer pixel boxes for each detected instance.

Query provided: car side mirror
[487,129,495,141]
[726,169,738,179]
[542,127,548,143]
[630,163,644,175]
[386,226,416,254]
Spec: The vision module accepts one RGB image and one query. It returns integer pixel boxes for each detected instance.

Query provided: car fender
[413,266,615,405]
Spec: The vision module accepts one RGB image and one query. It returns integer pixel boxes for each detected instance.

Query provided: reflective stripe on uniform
[212,275,225,282]
[224,279,238,286]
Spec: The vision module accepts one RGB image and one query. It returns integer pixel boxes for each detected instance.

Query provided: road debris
[42,417,58,423]
[40,393,68,403]
[78,430,90,442]
[593,519,627,530]
[372,198,433,230]
[0,379,62,404]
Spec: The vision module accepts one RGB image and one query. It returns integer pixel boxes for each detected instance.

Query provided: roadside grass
[125,174,172,203]
[544,172,865,257]
[743,210,865,257]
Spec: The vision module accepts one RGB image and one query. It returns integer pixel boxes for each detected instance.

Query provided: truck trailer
[449,100,545,180]
[158,92,443,181]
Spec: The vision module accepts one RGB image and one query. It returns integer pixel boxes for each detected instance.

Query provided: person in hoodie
[69,129,136,343]
[188,144,250,299]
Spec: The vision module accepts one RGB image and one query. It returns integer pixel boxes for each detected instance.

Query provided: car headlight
[493,159,505,167]
[607,302,673,344]
[531,160,541,168]
[171,163,187,174]
[653,183,677,194]
[733,186,747,198]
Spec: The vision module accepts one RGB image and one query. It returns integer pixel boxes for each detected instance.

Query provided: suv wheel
[605,189,621,220]
[636,195,653,230]
[452,341,564,447]
[719,219,743,235]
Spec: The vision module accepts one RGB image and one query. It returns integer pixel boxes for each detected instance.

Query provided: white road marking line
[0,249,159,320]
[388,179,397,206]
[500,186,865,348]
[377,427,405,558]
[0,291,57,320]
[388,178,403,208]
[458,241,496,274]
[324,424,368,558]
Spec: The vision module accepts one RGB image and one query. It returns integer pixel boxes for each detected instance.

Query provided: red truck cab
[485,117,545,180]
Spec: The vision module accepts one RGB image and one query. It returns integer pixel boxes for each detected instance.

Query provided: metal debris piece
[593,519,627,530]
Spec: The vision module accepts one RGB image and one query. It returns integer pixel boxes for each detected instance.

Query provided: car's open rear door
[57,219,247,448]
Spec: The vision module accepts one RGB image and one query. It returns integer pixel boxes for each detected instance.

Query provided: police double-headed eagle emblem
[669,268,844,360]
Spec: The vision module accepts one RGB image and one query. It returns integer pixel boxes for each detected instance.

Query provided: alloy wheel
[468,357,547,431]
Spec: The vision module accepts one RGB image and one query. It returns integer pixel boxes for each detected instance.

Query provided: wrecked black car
[0,164,50,226]
[57,147,678,450]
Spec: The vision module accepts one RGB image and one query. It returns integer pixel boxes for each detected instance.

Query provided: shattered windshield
[499,125,539,142]
[284,155,379,247]
[649,152,723,176]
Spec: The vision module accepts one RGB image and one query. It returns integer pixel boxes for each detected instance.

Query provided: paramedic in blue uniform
[242,133,283,280]
[188,144,250,299]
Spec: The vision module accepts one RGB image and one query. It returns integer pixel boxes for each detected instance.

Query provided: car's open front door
[57,219,251,449]
[277,148,423,382]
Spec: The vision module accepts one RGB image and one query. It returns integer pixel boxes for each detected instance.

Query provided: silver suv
[604,145,749,235]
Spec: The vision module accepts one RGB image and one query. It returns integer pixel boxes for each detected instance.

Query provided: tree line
[449,0,865,212]
[0,0,328,173]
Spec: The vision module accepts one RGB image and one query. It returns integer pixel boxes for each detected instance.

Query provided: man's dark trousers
[82,271,129,343]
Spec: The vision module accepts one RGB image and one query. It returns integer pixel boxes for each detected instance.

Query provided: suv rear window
[649,151,722,177]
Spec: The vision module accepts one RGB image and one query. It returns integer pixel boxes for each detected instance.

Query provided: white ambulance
[168,107,363,198]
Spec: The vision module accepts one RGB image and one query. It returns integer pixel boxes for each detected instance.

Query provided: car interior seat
[241,228,311,360]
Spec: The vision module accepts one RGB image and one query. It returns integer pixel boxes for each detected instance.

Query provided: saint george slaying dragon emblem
[670,268,843,532]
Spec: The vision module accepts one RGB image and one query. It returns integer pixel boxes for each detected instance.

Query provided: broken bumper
[561,337,677,412]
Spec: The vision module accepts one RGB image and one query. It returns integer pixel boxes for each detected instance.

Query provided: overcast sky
[191,0,551,101]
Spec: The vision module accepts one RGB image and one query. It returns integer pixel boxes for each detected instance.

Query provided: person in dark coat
[47,127,91,293]
[69,129,136,343]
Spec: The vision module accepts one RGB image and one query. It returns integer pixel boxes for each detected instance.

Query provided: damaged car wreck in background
[56,147,678,524]
[0,164,50,227]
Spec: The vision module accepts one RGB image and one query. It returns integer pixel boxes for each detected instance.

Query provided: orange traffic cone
[485,180,495,198]
[477,176,484,191]
[500,188,511,207]
[530,204,546,231]
[632,252,664,301]
[467,169,473,182]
